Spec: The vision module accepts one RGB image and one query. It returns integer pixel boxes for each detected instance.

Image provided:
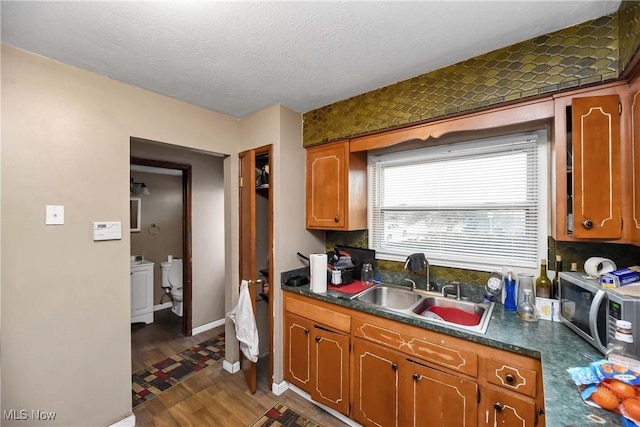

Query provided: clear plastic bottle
[606,320,639,371]
[503,270,517,311]
[361,263,374,286]
[484,271,503,302]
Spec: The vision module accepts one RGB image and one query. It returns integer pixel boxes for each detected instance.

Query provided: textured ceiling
[1,1,621,118]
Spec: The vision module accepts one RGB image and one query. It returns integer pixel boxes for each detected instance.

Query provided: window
[369,131,548,272]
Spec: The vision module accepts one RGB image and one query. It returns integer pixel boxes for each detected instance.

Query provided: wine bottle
[535,259,552,299]
[552,255,562,299]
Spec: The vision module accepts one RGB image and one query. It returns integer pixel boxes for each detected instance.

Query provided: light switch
[46,205,64,225]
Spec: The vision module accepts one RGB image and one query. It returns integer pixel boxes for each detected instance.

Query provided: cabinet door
[630,83,640,245]
[352,338,402,427]
[131,267,152,321]
[481,386,537,427]
[284,313,313,393]
[572,95,622,239]
[306,141,348,229]
[310,326,350,415]
[403,359,478,427]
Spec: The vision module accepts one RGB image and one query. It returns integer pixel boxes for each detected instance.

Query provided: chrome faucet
[403,278,417,290]
[404,253,432,291]
[442,281,462,300]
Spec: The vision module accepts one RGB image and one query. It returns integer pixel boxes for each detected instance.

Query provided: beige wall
[1,45,239,426]
[130,141,226,327]
[130,171,183,305]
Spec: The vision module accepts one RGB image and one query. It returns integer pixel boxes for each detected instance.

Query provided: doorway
[130,156,193,336]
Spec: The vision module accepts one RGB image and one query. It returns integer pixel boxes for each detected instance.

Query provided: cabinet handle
[304,328,309,334]
[494,402,503,412]
[391,363,398,371]
[505,374,515,384]
[334,216,339,223]
[315,336,321,342]
[582,219,594,229]
[535,406,545,426]
[412,373,420,381]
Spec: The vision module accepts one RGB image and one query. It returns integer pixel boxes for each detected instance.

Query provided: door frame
[130,156,193,336]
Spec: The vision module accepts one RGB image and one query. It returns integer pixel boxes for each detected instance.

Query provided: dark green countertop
[282,283,621,427]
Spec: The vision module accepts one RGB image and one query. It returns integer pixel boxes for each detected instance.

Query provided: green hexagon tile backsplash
[303,13,622,146]
[327,231,640,287]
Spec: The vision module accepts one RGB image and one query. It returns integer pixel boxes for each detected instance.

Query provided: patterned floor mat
[249,402,323,427]
[132,334,225,408]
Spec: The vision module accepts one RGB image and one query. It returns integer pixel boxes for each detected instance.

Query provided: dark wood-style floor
[131,309,347,426]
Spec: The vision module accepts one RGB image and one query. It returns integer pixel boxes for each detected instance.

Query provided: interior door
[239,150,258,394]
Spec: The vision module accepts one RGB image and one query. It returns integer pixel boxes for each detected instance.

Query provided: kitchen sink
[352,284,494,334]
[354,284,422,310]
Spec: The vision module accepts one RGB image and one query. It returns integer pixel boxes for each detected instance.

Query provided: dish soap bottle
[535,259,552,299]
[503,269,517,312]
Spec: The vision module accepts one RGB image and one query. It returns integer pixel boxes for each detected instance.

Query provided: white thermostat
[93,221,122,241]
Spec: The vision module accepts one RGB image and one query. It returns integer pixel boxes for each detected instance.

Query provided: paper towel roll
[584,257,617,278]
[310,253,327,293]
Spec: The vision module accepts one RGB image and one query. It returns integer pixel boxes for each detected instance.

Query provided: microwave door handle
[589,290,607,353]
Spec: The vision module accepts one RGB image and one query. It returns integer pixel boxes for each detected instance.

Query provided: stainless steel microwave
[559,272,640,356]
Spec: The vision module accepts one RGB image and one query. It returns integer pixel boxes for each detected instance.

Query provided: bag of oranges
[568,360,640,425]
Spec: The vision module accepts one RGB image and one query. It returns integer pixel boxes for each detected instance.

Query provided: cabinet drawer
[486,359,537,398]
[285,295,351,333]
[353,318,478,377]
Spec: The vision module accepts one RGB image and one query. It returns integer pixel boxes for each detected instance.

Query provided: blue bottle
[504,270,517,312]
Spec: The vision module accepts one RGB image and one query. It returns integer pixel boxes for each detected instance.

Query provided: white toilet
[161,258,184,317]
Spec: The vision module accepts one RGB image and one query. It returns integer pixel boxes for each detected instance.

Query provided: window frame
[367,130,549,276]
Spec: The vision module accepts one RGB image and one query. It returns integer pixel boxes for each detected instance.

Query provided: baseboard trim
[287,384,360,427]
[192,318,225,336]
[271,380,288,396]
[223,360,240,374]
[109,413,135,427]
[154,302,173,311]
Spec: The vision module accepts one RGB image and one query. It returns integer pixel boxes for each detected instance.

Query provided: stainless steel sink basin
[352,284,494,334]
[411,295,494,334]
[353,284,422,310]
[412,297,488,319]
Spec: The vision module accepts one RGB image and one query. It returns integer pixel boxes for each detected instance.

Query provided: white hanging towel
[226,280,259,363]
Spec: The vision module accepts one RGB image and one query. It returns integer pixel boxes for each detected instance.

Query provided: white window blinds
[369,131,547,271]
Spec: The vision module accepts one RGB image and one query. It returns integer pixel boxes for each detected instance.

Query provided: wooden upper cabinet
[553,84,630,242]
[305,140,367,230]
[630,79,640,245]
[572,95,622,239]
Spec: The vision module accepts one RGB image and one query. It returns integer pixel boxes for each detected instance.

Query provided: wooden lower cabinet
[284,313,312,392]
[352,338,402,427]
[353,337,479,427]
[404,358,478,427]
[284,292,545,426]
[310,325,350,415]
[480,386,537,427]
[284,312,350,415]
